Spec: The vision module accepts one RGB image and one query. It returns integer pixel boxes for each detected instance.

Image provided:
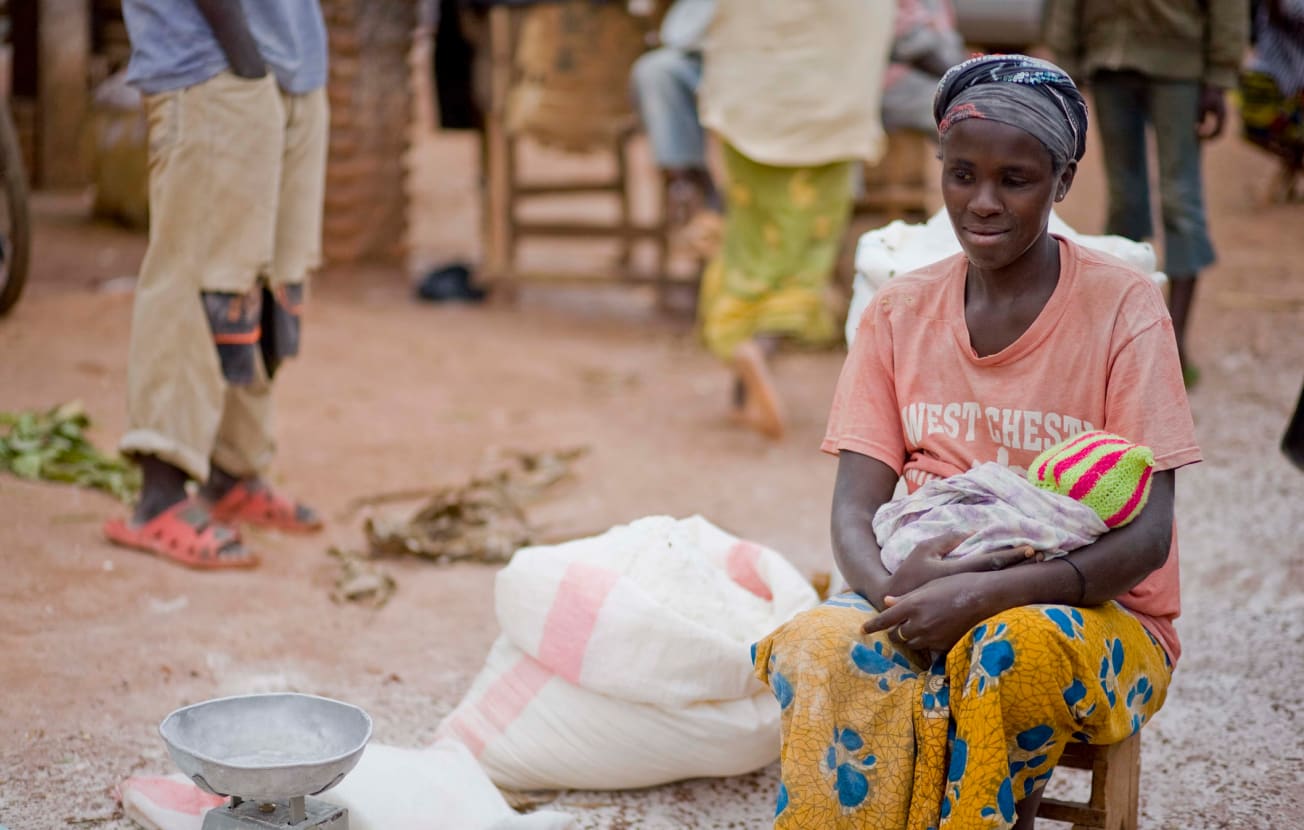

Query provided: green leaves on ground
[0,402,140,502]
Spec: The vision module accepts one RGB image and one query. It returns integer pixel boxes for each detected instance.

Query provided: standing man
[1047,0,1249,386]
[105,0,330,568]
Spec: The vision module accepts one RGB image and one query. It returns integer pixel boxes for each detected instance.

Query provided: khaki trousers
[120,72,328,482]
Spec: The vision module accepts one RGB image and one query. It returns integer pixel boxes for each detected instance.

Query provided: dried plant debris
[363,446,588,564]
[328,547,396,608]
[0,402,140,502]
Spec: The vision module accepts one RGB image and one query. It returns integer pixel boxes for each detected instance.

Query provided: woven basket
[505,1,647,151]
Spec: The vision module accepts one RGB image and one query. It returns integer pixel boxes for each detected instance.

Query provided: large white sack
[437,637,783,792]
[846,209,1166,347]
[494,514,818,706]
[119,740,574,830]
[440,515,820,791]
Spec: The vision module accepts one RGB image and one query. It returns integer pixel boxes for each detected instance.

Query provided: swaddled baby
[875,431,1155,573]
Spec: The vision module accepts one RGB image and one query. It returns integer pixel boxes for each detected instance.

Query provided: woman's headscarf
[933,54,1088,169]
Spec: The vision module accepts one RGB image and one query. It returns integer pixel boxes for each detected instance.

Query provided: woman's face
[940,119,1076,273]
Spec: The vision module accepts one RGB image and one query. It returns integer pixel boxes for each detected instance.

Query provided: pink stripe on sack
[125,776,226,815]
[1052,435,1128,483]
[537,562,622,684]
[1067,448,1126,501]
[442,714,488,758]
[1036,431,1100,479]
[441,654,553,758]
[726,541,773,600]
[480,655,553,732]
[1104,463,1153,528]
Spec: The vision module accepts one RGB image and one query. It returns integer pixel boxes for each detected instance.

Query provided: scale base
[201,795,347,830]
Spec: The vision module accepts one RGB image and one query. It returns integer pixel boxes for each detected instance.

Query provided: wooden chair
[482,3,684,309]
[1037,734,1142,830]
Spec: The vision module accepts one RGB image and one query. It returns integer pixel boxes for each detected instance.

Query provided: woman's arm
[865,470,1176,652]
[830,451,900,609]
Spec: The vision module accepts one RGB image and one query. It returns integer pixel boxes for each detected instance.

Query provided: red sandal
[208,479,323,534]
[104,499,258,570]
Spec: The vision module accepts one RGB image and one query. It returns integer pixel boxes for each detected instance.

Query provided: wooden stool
[855,129,934,222]
[482,3,684,309]
[1037,734,1142,830]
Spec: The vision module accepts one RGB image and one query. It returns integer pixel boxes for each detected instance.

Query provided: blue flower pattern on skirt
[980,777,1017,824]
[1126,676,1155,733]
[850,640,919,692]
[1009,724,1057,798]
[1098,636,1125,707]
[824,726,878,808]
[1062,678,1097,720]
[1043,606,1085,640]
[965,622,1016,695]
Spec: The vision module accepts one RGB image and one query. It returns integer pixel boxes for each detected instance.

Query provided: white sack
[846,209,1166,347]
[439,515,820,790]
[438,637,783,791]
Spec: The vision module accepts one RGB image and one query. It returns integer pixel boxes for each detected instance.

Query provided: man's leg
[631,47,714,223]
[1150,78,1216,378]
[1091,71,1154,243]
[205,85,328,532]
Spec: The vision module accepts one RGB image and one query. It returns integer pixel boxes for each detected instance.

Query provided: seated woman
[752,55,1201,829]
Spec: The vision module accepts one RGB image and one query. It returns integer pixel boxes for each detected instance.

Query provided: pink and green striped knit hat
[1027,431,1155,528]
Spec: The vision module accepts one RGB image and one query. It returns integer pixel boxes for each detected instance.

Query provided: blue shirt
[123,0,328,95]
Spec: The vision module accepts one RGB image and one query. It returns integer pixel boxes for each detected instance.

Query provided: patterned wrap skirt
[752,593,1172,829]
[1240,68,1304,164]
[698,141,853,361]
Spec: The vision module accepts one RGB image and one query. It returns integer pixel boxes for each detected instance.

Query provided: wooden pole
[482,5,514,292]
[37,0,91,187]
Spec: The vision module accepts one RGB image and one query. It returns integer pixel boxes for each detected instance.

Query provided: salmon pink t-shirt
[822,237,1201,664]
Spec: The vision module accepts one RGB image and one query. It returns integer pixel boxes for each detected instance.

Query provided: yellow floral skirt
[698,142,853,360]
[752,593,1172,829]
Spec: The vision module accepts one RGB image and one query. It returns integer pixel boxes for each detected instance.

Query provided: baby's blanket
[874,462,1108,572]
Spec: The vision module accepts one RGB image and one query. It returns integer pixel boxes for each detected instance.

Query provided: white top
[699,0,896,167]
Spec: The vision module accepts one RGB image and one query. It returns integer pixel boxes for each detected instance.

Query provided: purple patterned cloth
[874,462,1107,574]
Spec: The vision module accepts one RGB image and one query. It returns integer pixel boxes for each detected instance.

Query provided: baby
[875,431,1155,573]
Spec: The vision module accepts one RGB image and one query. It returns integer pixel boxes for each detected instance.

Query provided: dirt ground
[2,90,1303,830]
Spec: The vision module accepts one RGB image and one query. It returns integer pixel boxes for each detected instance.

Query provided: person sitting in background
[882,0,970,135]
[630,0,719,228]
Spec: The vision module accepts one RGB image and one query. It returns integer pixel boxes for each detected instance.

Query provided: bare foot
[732,340,785,440]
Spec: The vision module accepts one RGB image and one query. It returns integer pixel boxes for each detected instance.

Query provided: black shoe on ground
[415,263,488,303]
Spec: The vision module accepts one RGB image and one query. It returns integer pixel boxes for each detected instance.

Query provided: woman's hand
[863,571,1006,654]
[885,531,1036,599]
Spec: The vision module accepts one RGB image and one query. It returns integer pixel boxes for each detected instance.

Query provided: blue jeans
[631,47,706,170]
[1091,71,1216,278]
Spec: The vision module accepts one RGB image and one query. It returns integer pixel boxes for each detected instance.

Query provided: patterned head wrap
[933,54,1088,169]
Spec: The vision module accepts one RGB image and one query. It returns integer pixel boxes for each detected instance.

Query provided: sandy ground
[2,91,1303,830]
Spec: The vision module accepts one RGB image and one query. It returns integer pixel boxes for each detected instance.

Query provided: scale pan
[159,693,372,801]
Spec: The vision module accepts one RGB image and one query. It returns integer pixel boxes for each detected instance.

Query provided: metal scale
[159,693,372,830]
